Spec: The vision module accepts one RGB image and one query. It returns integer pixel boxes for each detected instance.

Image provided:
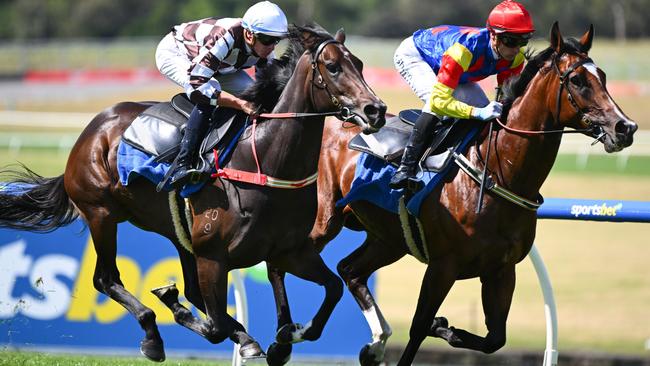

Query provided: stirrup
[187,169,209,185]
[170,168,209,188]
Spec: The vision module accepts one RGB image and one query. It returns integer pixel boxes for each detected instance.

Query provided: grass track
[0,351,233,366]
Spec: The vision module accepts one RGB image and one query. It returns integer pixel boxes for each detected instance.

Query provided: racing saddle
[122,93,249,171]
[348,109,479,173]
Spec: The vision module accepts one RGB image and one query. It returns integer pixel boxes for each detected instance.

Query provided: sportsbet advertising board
[0,220,373,359]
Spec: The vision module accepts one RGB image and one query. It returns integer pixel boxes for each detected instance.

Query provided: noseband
[255,39,356,122]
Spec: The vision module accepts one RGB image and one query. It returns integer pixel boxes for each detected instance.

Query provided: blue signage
[538,198,650,223]
[0,221,373,359]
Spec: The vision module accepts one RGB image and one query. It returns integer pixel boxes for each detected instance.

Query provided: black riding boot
[169,104,211,188]
[389,112,438,190]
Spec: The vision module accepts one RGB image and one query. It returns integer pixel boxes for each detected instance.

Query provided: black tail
[0,165,78,232]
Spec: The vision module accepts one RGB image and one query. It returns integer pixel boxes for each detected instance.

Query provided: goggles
[498,34,529,48]
[255,33,281,46]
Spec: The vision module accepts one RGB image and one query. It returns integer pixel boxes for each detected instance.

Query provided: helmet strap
[243,29,260,57]
[488,31,505,60]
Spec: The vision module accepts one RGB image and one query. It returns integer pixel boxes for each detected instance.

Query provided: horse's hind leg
[85,211,165,362]
[429,264,515,353]
[337,236,405,366]
[265,264,293,366]
[271,241,344,344]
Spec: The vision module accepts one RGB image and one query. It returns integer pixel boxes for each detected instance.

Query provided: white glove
[471,101,503,121]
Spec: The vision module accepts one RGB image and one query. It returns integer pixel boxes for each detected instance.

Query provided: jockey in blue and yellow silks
[412,25,526,119]
[390,0,535,190]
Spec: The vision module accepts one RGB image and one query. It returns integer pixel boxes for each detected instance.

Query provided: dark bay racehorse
[272,23,636,365]
[0,24,385,362]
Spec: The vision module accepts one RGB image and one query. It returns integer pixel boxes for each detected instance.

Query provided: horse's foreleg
[336,236,405,366]
[265,264,293,366]
[194,254,265,359]
[86,213,165,362]
[175,244,206,313]
[397,260,457,366]
[273,241,343,344]
[429,265,516,354]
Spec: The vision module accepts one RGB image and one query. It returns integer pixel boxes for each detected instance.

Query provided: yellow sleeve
[428,82,473,119]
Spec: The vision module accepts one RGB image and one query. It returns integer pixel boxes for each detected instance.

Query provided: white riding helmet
[242,1,288,38]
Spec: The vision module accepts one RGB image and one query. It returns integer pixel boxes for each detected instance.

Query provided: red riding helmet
[487,0,535,35]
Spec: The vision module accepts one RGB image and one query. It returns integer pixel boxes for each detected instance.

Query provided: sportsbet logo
[570,202,623,218]
[0,236,265,324]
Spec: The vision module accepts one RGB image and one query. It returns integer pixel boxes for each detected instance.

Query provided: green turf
[552,154,650,176]
[0,350,232,366]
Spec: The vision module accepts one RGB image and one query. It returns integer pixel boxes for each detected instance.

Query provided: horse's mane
[500,37,585,118]
[239,23,334,111]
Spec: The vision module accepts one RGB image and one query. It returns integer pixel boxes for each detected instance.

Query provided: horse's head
[297,25,386,134]
[547,22,637,152]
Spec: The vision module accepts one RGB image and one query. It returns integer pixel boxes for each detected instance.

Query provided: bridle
[255,39,358,122]
[495,52,605,142]
[308,39,360,122]
[474,51,604,212]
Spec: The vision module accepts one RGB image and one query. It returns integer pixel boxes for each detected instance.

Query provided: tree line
[0,0,648,41]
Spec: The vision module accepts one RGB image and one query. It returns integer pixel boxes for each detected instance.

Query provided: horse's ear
[334,28,346,44]
[550,21,564,53]
[579,24,594,53]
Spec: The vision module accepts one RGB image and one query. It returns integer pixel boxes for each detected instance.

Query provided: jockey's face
[490,31,525,61]
[244,29,279,59]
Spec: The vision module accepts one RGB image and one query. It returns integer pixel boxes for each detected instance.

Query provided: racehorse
[0,24,385,363]
[267,23,637,365]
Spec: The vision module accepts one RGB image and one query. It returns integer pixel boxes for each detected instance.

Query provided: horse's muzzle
[615,119,637,148]
[362,101,387,132]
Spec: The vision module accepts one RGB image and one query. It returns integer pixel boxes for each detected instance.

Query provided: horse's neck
[254,57,325,179]
[489,75,563,197]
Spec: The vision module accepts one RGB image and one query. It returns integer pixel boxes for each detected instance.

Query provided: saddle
[122,93,249,169]
[348,109,478,172]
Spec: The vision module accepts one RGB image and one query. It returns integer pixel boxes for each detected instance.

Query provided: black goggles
[255,33,281,46]
[498,34,529,48]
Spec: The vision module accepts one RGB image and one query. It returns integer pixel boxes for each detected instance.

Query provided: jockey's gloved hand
[471,101,503,121]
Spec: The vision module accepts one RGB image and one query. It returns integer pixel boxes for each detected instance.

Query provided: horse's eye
[570,75,584,88]
[325,63,340,75]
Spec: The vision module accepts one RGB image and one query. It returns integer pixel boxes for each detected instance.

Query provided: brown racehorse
[0,24,385,363]
[266,23,638,365]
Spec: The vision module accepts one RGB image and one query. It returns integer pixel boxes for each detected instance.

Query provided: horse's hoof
[275,323,305,344]
[140,338,165,362]
[266,342,292,366]
[151,283,179,303]
[240,341,266,359]
[359,344,381,366]
[429,316,449,336]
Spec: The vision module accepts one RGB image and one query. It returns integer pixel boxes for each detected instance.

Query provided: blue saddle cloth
[337,126,479,216]
[117,126,243,198]
[117,141,203,197]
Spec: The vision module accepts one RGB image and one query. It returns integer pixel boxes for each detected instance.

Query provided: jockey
[389,0,534,190]
[155,1,288,188]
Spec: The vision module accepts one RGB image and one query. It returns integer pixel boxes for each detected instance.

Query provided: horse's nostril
[364,103,387,119]
[615,120,637,135]
[364,104,379,118]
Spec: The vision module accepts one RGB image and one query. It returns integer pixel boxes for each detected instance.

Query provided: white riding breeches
[155,32,254,97]
[393,36,489,116]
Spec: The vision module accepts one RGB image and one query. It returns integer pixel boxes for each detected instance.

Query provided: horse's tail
[0,165,78,232]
